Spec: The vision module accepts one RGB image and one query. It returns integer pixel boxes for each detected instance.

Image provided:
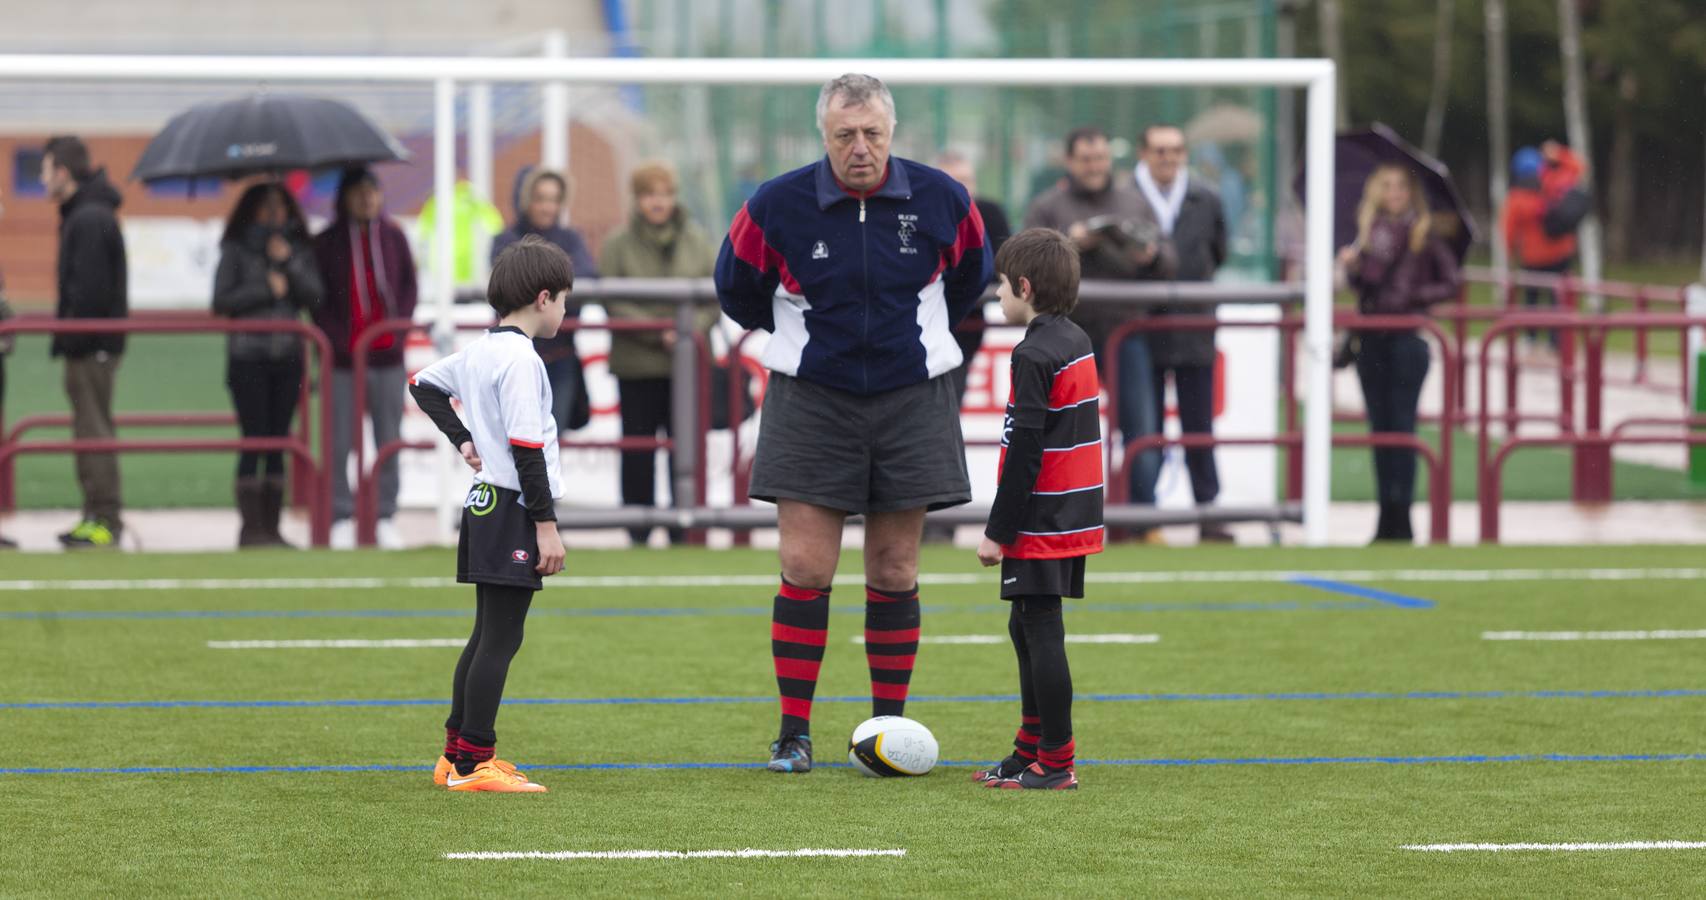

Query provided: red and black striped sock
[864,584,921,717]
[443,727,459,762]
[1013,714,1041,762]
[452,735,496,776]
[772,579,830,738]
[1038,738,1076,772]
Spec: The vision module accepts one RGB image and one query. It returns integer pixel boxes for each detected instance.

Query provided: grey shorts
[749,373,971,515]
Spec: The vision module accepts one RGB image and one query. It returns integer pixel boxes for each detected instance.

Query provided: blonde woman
[600,162,718,547]
[1335,164,1461,543]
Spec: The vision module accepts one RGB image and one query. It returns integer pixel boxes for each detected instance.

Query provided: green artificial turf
[4,544,1706,896]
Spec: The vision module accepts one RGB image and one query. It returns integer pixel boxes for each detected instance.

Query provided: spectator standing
[1132,124,1231,543]
[599,162,719,548]
[0,183,13,548]
[42,136,127,548]
[491,168,593,433]
[313,167,418,550]
[1336,164,1462,543]
[212,183,323,548]
[933,150,1013,403]
[1024,127,1175,539]
[1502,141,1586,350]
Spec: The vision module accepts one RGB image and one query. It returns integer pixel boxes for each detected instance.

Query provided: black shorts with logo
[1000,556,1087,600]
[457,483,543,591]
[748,372,972,515]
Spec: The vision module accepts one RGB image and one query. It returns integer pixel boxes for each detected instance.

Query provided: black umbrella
[1293,122,1478,262]
[132,93,408,183]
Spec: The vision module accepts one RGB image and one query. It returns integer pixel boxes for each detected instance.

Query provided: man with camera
[1024,126,1175,539]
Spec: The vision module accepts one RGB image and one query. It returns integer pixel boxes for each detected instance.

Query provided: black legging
[1355,332,1431,506]
[227,356,302,478]
[445,583,536,746]
[617,377,676,542]
[1008,596,1073,751]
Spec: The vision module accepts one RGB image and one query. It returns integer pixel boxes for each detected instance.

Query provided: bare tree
[1487,0,1510,280]
[1422,0,1455,156]
[1557,0,1604,304]
[1319,0,1349,128]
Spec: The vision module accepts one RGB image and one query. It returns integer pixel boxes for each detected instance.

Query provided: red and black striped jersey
[988,314,1104,559]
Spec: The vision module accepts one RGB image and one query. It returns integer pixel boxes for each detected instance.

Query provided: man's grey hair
[816,73,897,138]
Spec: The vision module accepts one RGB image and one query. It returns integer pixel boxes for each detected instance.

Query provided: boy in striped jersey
[975,228,1104,790]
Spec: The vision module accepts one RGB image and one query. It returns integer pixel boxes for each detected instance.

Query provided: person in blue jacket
[715,73,992,775]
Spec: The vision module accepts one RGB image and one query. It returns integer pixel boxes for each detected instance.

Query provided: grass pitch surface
[4,543,1706,897]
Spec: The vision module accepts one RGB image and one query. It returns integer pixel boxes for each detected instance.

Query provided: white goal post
[0,54,1338,544]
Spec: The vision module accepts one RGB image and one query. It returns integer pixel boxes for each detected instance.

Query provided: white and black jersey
[409,326,563,513]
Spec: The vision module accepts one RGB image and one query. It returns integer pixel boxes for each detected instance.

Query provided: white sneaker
[375,518,405,550]
[329,519,356,550]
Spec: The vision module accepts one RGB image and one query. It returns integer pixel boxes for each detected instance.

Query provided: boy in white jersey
[409,235,570,793]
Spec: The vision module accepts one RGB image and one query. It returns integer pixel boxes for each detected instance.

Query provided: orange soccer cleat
[434,756,527,786]
[444,759,547,793]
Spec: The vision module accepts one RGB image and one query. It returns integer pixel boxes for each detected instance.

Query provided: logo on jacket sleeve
[811,240,829,260]
[897,214,918,254]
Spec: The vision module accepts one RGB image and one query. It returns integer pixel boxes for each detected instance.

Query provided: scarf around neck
[1135,161,1188,236]
[346,220,392,316]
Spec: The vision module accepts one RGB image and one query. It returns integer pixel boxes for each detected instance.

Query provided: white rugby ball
[847,715,938,777]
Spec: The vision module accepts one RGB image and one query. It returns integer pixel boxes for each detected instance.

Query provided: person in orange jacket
[1502,141,1586,348]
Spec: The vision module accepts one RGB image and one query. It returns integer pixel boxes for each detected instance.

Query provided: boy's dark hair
[995,228,1081,316]
[488,235,574,315]
[1064,126,1108,159]
[44,135,93,181]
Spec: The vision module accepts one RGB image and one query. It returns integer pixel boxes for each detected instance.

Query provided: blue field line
[6,752,1706,776]
[1289,577,1435,609]
[0,597,1384,622]
[11,687,1706,712]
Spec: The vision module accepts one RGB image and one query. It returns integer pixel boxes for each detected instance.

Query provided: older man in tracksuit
[716,73,991,773]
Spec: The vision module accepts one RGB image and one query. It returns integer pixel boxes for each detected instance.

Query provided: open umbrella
[132,93,408,183]
[1293,122,1478,261]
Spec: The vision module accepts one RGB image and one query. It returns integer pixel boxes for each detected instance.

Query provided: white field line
[6,567,1706,592]
[206,639,465,649]
[852,634,1158,645]
[443,848,907,861]
[1482,630,1706,642]
[1403,841,1706,853]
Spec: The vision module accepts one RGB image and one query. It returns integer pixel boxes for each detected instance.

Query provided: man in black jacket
[42,136,127,547]
[1132,124,1230,544]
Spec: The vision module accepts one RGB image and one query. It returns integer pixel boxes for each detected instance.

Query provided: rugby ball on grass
[847,715,938,777]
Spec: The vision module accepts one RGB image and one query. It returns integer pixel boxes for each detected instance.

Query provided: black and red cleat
[971,755,1030,785]
[989,761,1078,790]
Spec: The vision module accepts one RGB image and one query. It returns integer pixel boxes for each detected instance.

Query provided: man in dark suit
[1132,124,1230,543]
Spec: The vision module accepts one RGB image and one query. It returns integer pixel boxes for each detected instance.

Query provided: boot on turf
[445,759,546,793]
[989,761,1079,790]
[767,733,812,773]
[434,755,525,786]
[971,754,1030,784]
